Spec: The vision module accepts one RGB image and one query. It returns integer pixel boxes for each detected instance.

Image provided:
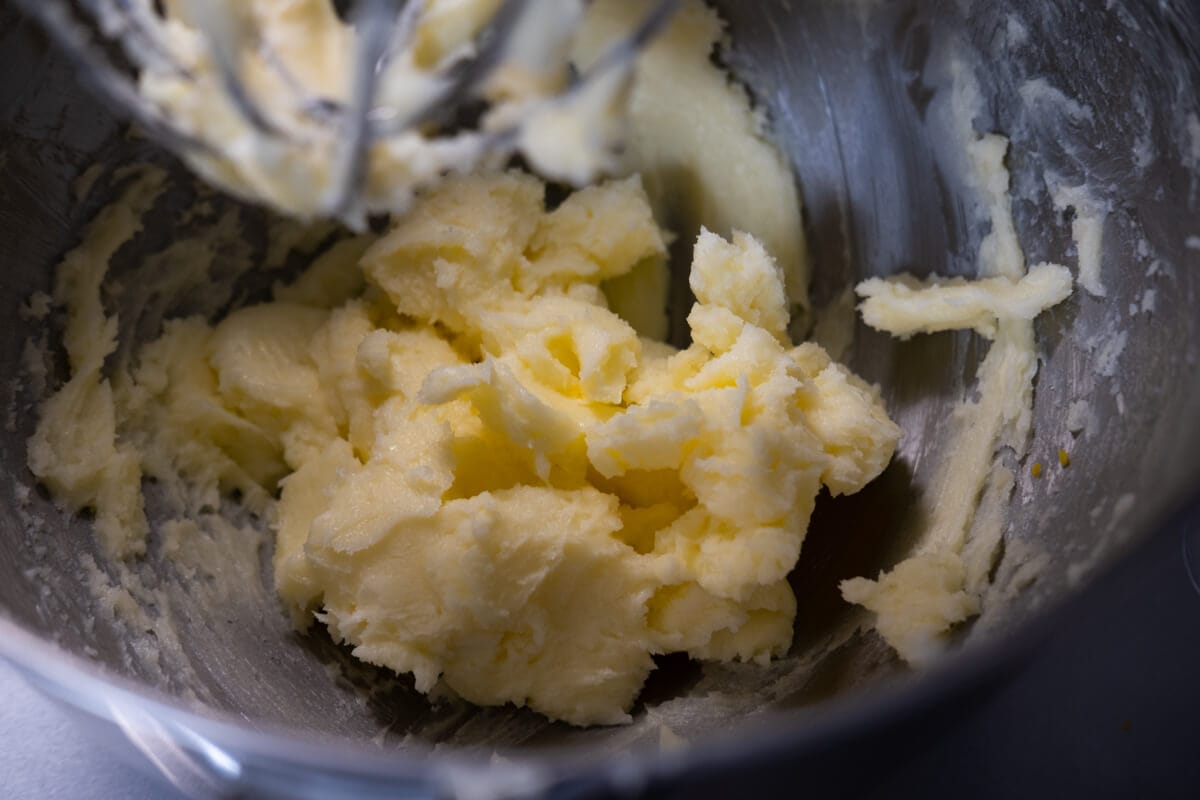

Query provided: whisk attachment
[18,0,682,227]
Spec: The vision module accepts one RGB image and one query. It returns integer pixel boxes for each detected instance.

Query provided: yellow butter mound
[32,172,899,726]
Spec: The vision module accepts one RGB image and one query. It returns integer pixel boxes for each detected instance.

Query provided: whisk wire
[83,0,183,75]
[367,0,533,138]
[16,0,205,153]
[182,1,285,136]
[329,0,400,222]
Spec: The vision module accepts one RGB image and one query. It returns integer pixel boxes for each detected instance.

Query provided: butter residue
[26,169,166,557]
[842,130,1072,665]
[1047,175,1109,298]
[572,0,810,313]
[30,171,899,726]
[857,263,1073,340]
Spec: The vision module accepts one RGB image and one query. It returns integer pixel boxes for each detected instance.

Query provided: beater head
[20,0,681,226]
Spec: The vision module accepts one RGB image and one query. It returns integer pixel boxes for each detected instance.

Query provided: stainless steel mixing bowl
[3,0,1199,797]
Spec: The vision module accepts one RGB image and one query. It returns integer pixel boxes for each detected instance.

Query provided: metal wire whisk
[17,0,681,226]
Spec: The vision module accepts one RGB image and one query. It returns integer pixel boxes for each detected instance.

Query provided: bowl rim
[2,486,1195,797]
